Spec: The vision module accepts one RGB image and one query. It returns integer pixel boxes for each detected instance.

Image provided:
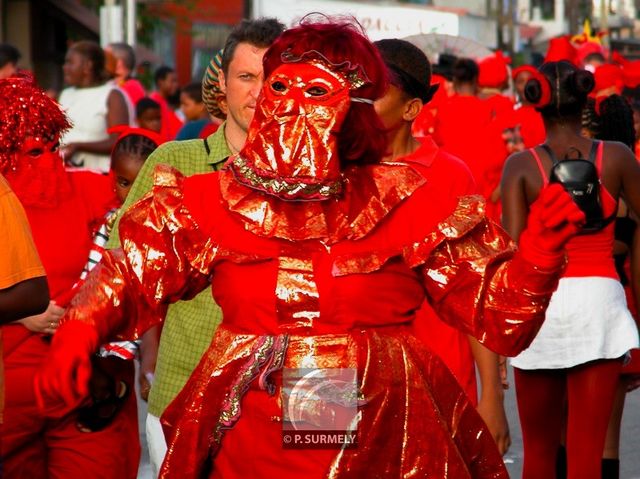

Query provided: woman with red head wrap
[0,76,140,479]
[37,18,584,479]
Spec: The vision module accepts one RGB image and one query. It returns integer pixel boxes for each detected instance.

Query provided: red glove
[518,183,586,270]
[34,321,99,416]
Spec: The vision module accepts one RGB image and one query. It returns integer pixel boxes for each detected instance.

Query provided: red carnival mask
[5,135,71,208]
[230,52,369,200]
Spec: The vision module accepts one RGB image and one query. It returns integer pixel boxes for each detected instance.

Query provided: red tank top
[530,142,618,279]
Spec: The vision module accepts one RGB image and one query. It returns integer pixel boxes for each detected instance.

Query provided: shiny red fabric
[61,160,562,478]
[406,138,478,403]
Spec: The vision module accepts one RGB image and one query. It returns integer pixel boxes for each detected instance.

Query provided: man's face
[220,43,268,133]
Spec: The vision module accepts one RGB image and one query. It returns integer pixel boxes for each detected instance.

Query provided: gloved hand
[518,183,586,270]
[34,321,99,416]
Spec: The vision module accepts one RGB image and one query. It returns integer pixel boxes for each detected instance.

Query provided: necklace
[225,136,242,155]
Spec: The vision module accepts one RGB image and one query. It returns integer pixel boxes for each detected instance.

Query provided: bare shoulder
[602,140,635,164]
[502,149,538,178]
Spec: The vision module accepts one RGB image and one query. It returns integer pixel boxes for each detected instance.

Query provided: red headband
[528,70,552,109]
[108,125,163,154]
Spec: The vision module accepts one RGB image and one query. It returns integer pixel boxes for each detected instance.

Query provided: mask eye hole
[305,86,329,97]
[271,80,287,93]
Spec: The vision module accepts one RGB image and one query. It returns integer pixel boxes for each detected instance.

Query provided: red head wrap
[478,51,511,89]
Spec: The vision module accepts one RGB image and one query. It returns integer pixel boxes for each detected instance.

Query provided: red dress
[65,157,562,478]
[2,170,139,479]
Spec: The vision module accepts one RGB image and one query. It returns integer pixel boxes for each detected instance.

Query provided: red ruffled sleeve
[404,195,562,356]
[62,165,216,342]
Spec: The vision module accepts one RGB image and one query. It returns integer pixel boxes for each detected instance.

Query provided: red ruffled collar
[219,159,426,243]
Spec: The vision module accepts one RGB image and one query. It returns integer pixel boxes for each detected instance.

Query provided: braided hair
[582,95,635,149]
[112,134,157,166]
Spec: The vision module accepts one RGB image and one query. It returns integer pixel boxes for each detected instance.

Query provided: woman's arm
[616,142,640,219]
[0,276,49,323]
[64,89,130,156]
[501,152,532,241]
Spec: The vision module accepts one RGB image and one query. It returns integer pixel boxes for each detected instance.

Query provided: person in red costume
[150,66,183,142]
[433,58,495,197]
[482,65,546,221]
[37,18,584,479]
[0,76,139,479]
[502,62,640,479]
[373,37,511,455]
[477,51,514,119]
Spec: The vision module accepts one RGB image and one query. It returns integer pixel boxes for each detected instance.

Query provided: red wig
[262,16,389,165]
[0,75,71,174]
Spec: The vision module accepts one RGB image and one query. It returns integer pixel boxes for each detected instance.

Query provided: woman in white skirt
[501,61,640,479]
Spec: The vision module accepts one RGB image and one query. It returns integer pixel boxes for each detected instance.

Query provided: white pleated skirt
[511,277,640,370]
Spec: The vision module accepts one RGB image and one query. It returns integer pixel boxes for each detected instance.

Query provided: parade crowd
[1,13,640,479]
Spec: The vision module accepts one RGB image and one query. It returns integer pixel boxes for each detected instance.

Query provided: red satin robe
[64,158,562,479]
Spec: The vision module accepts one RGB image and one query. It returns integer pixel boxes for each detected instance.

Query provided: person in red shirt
[434,58,493,189]
[106,42,146,108]
[478,51,514,119]
[150,66,184,142]
[0,76,137,479]
[374,37,511,456]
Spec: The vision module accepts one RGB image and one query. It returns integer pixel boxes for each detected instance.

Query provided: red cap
[478,51,511,88]
[545,36,578,64]
[613,51,640,88]
[576,42,605,66]
[622,61,640,88]
[593,63,624,95]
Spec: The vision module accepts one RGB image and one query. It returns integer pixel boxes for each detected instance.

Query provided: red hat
[576,42,606,66]
[593,63,624,95]
[478,51,511,88]
[622,61,640,88]
[545,36,578,64]
[512,65,537,80]
[612,51,640,88]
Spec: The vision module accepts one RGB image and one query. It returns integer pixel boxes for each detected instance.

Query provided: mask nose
[39,149,63,169]
[272,88,306,121]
